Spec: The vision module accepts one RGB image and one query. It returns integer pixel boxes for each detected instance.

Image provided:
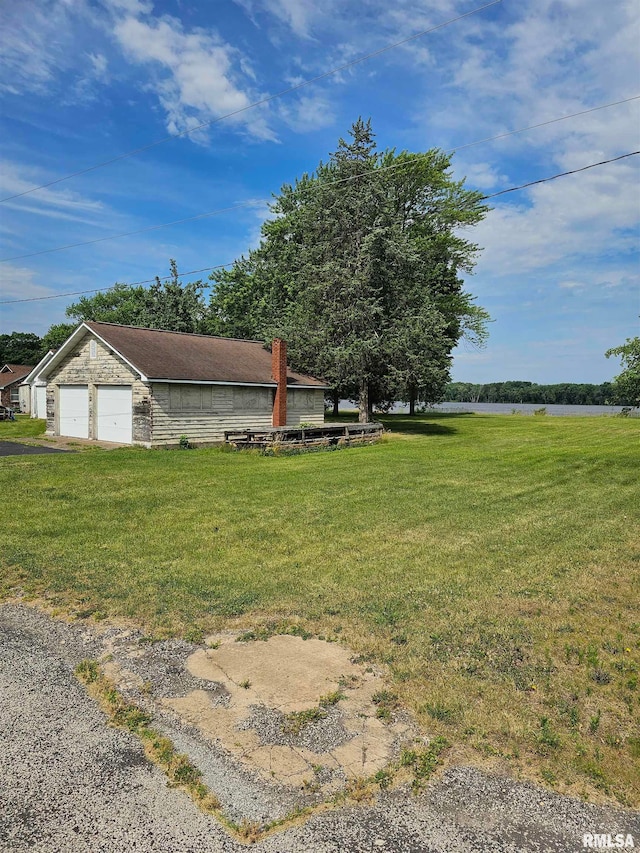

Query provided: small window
[89,339,97,359]
[10,387,19,403]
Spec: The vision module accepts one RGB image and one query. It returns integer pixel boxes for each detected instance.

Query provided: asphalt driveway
[0,441,72,456]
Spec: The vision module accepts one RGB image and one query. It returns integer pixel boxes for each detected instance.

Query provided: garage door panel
[35,386,46,419]
[59,386,89,438]
[97,386,132,444]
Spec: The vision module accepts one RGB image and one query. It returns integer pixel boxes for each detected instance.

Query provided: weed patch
[400,737,450,792]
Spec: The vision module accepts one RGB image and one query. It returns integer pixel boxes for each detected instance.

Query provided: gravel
[102,632,231,701]
[237,703,353,752]
[1,602,638,853]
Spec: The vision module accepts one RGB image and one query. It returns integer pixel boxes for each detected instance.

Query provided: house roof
[0,365,34,389]
[43,322,329,388]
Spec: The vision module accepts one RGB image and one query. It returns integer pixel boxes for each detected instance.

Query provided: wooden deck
[224,421,383,450]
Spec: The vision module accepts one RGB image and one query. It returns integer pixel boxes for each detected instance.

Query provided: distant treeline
[443,381,629,406]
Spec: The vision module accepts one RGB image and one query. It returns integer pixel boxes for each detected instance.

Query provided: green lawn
[0,414,46,439]
[1,412,638,805]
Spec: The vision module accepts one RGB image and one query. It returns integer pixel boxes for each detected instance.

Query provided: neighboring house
[38,322,328,446]
[19,350,56,417]
[0,364,34,410]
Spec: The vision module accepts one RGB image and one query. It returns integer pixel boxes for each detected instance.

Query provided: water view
[339,401,638,417]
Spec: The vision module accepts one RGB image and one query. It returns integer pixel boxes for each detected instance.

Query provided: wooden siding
[151,383,273,444]
[286,388,325,426]
[45,332,151,444]
[151,385,325,445]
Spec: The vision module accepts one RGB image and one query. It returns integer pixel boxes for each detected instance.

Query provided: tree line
[443,380,627,406]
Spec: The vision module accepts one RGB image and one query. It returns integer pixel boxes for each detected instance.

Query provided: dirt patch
[4,602,640,852]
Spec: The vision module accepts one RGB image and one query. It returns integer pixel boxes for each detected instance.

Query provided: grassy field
[1,412,638,805]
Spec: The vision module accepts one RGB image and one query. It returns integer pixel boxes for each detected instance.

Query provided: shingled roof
[84,322,327,387]
[0,364,34,389]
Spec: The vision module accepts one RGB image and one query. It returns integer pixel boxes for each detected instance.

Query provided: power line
[0,265,232,305]
[450,94,640,154]
[0,0,501,204]
[2,150,638,306]
[3,94,638,263]
[481,151,640,199]
[0,204,255,262]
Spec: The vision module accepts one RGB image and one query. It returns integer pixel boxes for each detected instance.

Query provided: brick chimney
[271,338,287,427]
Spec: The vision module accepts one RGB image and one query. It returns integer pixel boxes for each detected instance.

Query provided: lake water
[339,401,638,417]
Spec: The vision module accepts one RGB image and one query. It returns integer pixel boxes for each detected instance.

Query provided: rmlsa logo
[583,834,635,849]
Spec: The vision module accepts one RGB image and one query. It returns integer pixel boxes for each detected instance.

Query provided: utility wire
[3,95,638,263]
[2,150,638,306]
[481,150,640,199]
[0,265,232,304]
[450,94,640,153]
[0,204,256,262]
[0,0,501,204]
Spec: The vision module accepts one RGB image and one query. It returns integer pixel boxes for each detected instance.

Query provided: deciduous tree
[0,332,43,365]
[606,336,640,407]
[45,261,208,344]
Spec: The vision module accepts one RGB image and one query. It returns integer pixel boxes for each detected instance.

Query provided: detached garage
[19,350,55,417]
[38,321,328,447]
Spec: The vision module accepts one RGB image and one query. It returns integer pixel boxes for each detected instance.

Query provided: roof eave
[22,350,56,385]
[146,377,329,389]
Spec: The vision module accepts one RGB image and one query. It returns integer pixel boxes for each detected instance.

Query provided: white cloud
[0,265,71,339]
[261,0,321,39]
[88,53,108,80]
[0,0,86,94]
[278,93,336,132]
[112,13,275,141]
[0,163,105,219]
[235,0,332,39]
[0,265,53,302]
[474,153,639,277]
[103,0,153,13]
[456,160,506,190]
[559,280,583,290]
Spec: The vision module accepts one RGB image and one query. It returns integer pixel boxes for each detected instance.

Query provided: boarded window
[233,386,271,411]
[289,390,317,412]
[168,385,213,411]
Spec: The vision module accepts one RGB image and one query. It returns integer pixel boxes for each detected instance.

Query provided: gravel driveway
[1,603,637,853]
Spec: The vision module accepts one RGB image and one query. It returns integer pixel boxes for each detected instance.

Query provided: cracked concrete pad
[187,635,360,712]
[158,633,413,792]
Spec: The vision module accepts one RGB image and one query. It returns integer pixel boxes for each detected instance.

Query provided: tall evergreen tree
[207,119,489,421]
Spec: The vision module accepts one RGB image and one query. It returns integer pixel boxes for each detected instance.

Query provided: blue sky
[0,0,638,383]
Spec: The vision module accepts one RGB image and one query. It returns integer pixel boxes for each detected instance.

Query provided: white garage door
[59,385,89,438]
[96,385,132,444]
[35,386,47,419]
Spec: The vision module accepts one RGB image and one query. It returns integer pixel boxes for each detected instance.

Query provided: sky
[0,0,638,384]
